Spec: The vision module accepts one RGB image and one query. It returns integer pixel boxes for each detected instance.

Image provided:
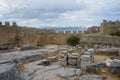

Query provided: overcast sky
[0,0,120,27]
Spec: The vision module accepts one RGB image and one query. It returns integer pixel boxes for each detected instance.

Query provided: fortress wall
[0,22,82,46]
[0,26,16,44]
[56,30,82,34]
[101,20,120,35]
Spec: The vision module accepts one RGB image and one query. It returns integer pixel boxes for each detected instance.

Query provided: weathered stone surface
[59,60,67,66]
[20,44,37,51]
[112,59,120,66]
[0,63,24,80]
[68,53,79,59]
[37,59,50,66]
[45,65,61,71]
[57,68,81,78]
[0,49,58,64]
[48,56,58,62]
[67,49,74,54]
[109,59,120,74]
[59,55,68,61]
[85,62,106,73]
[59,52,81,67]
[78,75,105,80]
[77,58,81,68]
[61,51,68,56]
[88,48,94,51]
[81,61,90,69]
[81,55,91,61]
[68,59,77,66]
[84,51,91,55]
[94,48,119,56]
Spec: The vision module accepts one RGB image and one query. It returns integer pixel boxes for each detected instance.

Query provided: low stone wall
[86,62,106,74]
[95,48,119,56]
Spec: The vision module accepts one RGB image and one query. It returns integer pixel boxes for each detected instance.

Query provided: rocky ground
[0,45,120,80]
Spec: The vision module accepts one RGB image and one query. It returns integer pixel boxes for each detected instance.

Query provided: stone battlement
[103,20,120,24]
[0,21,17,27]
[56,30,82,34]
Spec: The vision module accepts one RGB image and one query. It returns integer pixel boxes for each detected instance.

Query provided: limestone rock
[20,44,37,51]
[59,60,67,66]
[57,68,81,78]
[37,59,50,66]
[48,56,58,62]
[78,75,105,80]
[68,59,77,66]
[0,63,24,80]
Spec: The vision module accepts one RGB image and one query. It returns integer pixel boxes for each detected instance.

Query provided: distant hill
[40,26,87,31]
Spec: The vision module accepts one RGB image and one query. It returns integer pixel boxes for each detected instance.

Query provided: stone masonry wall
[101,20,120,35]
[0,22,82,46]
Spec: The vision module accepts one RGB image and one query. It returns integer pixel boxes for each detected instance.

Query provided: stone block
[59,55,68,61]
[81,61,90,69]
[81,55,91,61]
[61,51,68,56]
[48,56,58,62]
[68,53,79,59]
[78,75,105,80]
[59,60,67,66]
[57,68,81,78]
[68,59,77,66]
[77,58,81,68]
[0,63,24,80]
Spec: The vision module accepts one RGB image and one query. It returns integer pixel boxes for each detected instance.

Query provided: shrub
[111,31,120,36]
[66,36,80,46]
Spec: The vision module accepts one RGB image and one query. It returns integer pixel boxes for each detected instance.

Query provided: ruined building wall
[79,20,120,48]
[80,34,120,47]
[84,26,100,34]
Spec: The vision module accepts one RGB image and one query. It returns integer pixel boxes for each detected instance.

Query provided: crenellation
[65,31,71,34]
[73,31,77,34]
[109,20,112,23]
[0,21,18,28]
[12,22,17,27]
[103,20,107,23]
[5,21,10,27]
[78,31,82,34]
[56,30,82,34]
[0,22,2,28]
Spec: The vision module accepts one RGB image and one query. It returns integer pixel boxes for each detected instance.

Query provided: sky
[0,0,120,27]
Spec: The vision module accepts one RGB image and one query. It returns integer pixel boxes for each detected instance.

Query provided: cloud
[0,0,120,27]
[0,0,85,19]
